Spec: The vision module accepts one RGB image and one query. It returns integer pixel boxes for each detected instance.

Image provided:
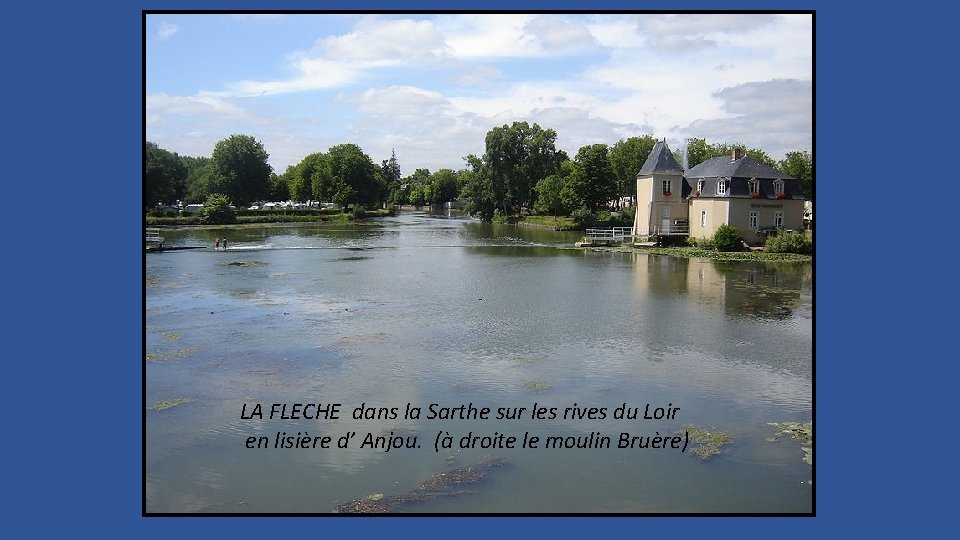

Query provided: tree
[144,142,187,209]
[779,150,813,200]
[268,172,289,202]
[609,135,658,208]
[381,149,401,184]
[460,154,495,221]
[196,193,237,225]
[288,152,326,202]
[181,155,212,203]
[209,134,273,206]
[480,121,564,215]
[564,144,616,212]
[429,169,459,204]
[315,144,385,208]
[534,159,574,216]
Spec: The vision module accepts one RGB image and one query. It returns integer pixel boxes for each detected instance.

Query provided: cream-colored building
[632,141,690,237]
[634,145,805,246]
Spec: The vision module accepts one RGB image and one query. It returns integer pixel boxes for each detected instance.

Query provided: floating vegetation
[681,424,734,460]
[162,331,181,343]
[333,457,508,514]
[146,276,158,288]
[240,369,277,376]
[522,381,550,392]
[338,256,371,261]
[145,346,201,363]
[150,398,191,411]
[768,421,813,467]
[222,261,266,267]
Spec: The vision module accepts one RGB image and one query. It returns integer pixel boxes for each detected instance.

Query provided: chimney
[732,148,744,161]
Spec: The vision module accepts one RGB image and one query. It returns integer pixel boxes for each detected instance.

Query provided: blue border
[12,0,904,537]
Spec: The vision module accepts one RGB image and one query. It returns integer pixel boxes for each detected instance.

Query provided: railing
[650,224,689,236]
[145,227,164,244]
[585,227,636,240]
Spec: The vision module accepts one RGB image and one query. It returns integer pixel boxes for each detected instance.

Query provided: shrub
[764,230,812,254]
[196,193,237,225]
[351,206,367,219]
[570,207,596,228]
[687,236,713,249]
[712,224,743,252]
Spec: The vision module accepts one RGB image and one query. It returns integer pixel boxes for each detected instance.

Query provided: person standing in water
[215,238,220,250]
[221,238,228,250]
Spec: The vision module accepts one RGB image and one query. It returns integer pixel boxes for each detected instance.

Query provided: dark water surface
[145,213,813,513]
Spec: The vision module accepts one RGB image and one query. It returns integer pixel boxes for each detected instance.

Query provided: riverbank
[145,207,394,226]
[572,244,813,262]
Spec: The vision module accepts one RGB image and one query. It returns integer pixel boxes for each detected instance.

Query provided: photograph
[144,11,814,515]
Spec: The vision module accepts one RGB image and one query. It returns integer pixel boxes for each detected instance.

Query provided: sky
[145,13,812,176]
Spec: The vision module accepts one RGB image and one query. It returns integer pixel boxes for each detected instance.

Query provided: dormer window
[748,179,760,193]
[774,180,784,195]
[662,180,672,196]
[696,180,704,193]
[717,178,728,196]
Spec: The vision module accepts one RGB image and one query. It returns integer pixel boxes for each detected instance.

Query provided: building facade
[634,144,805,245]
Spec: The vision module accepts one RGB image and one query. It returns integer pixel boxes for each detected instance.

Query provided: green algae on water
[522,381,550,392]
[768,421,813,467]
[150,398,192,411]
[681,424,734,459]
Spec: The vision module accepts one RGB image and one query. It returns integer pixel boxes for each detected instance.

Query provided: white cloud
[316,17,449,64]
[146,92,247,118]
[157,21,180,40]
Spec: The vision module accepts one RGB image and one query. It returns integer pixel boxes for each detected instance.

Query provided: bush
[764,230,812,254]
[712,224,743,252]
[687,236,713,249]
[196,193,237,225]
[351,206,367,219]
[570,207,596,228]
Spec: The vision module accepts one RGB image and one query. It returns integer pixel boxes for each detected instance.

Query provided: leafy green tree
[209,134,272,206]
[315,144,385,208]
[181,155,212,203]
[460,154,495,221]
[429,169,460,204]
[288,152,326,202]
[608,135,657,208]
[268,172,289,202]
[480,121,564,214]
[563,144,616,212]
[196,193,237,224]
[779,150,813,200]
[144,142,187,209]
[534,159,574,216]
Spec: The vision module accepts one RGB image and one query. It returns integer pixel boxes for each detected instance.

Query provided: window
[749,211,758,229]
[663,205,672,218]
[774,212,784,228]
[717,179,728,196]
[748,178,760,194]
[696,180,704,193]
[662,180,672,195]
[774,180,784,195]
[700,210,706,227]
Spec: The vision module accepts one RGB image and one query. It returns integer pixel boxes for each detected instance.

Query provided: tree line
[145,126,813,220]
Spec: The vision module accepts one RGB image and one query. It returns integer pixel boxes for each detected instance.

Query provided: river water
[145,212,813,514]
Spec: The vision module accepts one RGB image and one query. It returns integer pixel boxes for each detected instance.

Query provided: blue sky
[146,13,812,176]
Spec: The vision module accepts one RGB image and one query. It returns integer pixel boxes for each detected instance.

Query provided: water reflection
[630,254,811,320]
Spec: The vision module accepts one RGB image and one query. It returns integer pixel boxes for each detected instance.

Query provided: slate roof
[638,141,684,176]
[685,155,793,180]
